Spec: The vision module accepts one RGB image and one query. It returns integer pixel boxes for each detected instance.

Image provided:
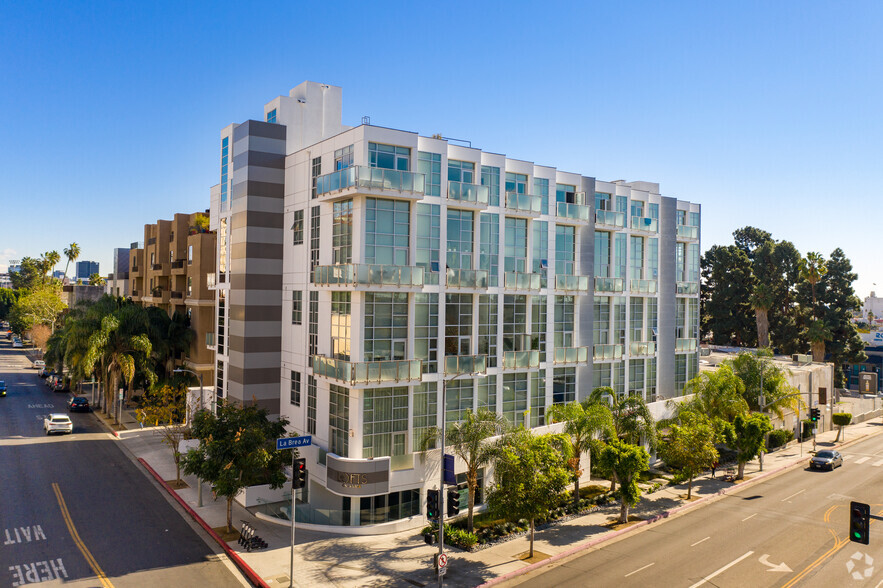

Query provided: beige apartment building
[129,211,216,382]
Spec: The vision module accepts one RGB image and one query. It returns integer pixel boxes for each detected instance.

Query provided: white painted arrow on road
[759,554,792,572]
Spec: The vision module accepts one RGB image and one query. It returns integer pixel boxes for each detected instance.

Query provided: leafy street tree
[700,245,756,345]
[9,285,67,335]
[610,394,657,453]
[832,413,852,442]
[63,243,80,280]
[732,413,772,479]
[729,351,799,419]
[679,364,748,423]
[137,384,188,484]
[182,401,290,533]
[420,408,509,534]
[547,398,614,507]
[0,288,19,320]
[598,440,650,524]
[488,428,572,558]
[658,412,717,499]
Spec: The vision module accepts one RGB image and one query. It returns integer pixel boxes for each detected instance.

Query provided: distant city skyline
[2,1,880,297]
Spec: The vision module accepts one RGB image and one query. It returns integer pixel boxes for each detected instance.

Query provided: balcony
[502,350,540,370]
[630,216,658,233]
[131,266,141,276]
[677,281,699,295]
[630,279,657,294]
[171,291,184,300]
[171,259,186,274]
[504,271,542,291]
[629,341,656,356]
[312,355,422,386]
[676,338,698,353]
[593,344,623,361]
[595,209,625,229]
[447,181,489,209]
[205,332,215,347]
[444,354,487,376]
[504,192,542,217]
[147,237,157,245]
[313,264,424,289]
[556,202,590,224]
[554,347,589,365]
[446,268,488,289]
[594,277,624,293]
[555,274,589,294]
[315,166,425,201]
[677,225,700,240]
[131,290,140,297]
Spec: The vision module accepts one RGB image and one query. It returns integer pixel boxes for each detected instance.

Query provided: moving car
[810,450,843,470]
[43,414,73,435]
[0,381,6,397]
[68,397,90,412]
[33,360,45,370]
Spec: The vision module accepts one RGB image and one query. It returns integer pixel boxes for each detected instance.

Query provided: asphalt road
[0,333,246,588]
[510,422,883,587]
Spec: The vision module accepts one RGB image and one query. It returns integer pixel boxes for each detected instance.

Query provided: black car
[0,381,6,397]
[68,397,90,412]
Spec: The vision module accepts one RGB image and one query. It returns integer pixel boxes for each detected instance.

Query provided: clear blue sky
[2,1,881,297]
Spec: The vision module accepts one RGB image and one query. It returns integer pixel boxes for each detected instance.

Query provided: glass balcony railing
[504,192,542,215]
[444,354,487,376]
[313,264,424,287]
[595,209,626,228]
[630,279,657,294]
[554,347,589,364]
[448,181,489,205]
[502,350,540,370]
[593,344,623,361]
[629,341,656,356]
[555,274,589,293]
[677,225,700,240]
[504,272,542,291]
[315,166,426,197]
[446,268,489,289]
[631,216,658,232]
[594,277,624,292]
[205,332,215,347]
[312,355,422,385]
[677,281,699,295]
[206,273,216,289]
[556,202,590,222]
[676,338,698,353]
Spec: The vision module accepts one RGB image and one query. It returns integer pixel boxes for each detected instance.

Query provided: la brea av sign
[325,454,390,497]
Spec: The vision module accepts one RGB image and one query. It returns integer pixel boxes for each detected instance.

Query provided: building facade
[128,212,216,383]
[105,247,131,298]
[211,81,701,532]
[75,260,99,281]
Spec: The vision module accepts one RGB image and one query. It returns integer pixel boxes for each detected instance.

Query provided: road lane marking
[690,537,710,547]
[855,457,871,464]
[873,459,883,467]
[781,489,806,502]
[52,483,114,588]
[624,562,654,577]
[742,513,758,522]
[687,550,754,588]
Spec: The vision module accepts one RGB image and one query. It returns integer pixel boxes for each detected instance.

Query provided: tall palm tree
[807,319,833,362]
[39,251,60,284]
[419,408,509,534]
[547,398,614,506]
[799,252,827,317]
[63,243,80,280]
[750,283,775,348]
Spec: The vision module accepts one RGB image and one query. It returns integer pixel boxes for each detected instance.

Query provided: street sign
[438,553,447,568]
[277,435,312,450]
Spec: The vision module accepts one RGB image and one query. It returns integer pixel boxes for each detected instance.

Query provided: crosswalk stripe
[855,457,871,464]
[873,460,883,467]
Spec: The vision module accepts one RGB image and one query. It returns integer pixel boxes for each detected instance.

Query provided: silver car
[810,450,843,470]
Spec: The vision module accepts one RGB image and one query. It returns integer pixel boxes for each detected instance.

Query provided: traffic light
[292,458,307,489]
[427,489,440,520]
[850,501,870,544]
[810,408,821,422]
[447,489,460,517]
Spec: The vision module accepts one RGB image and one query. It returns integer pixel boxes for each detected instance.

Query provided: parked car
[68,397,90,412]
[810,450,843,471]
[33,360,45,370]
[44,414,73,435]
[12,339,22,348]
[53,378,69,393]
[0,381,6,397]
[38,368,49,378]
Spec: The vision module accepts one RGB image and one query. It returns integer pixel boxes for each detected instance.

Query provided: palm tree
[800,252,827,317]
[419,408,508,534]
[607,393,657,492]
[547,398,614,506]
[750,283,775,348]
[39,251,60,284]
[807,319,833,362]
[63,243,80,280]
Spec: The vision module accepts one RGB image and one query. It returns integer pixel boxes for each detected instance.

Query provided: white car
[33,360,45,370]
[12,339,22,348]
[44,414,73,435]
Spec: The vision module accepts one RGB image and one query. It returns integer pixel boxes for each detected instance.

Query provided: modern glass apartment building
[209,81,701,533]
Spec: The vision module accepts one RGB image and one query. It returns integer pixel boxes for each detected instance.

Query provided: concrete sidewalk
[99,407,883,588]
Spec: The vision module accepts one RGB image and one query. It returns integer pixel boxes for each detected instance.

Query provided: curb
[480,425,883,587]
[138,458,270,588]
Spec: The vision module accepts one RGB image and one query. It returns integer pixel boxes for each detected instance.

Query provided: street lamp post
[174,367,204,507]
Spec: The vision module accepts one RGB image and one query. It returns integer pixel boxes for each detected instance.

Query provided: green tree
[732,226,772,259]
[821,249,866,386]
[9,285,67,334]
[598,440,650,524]
[700,245,756,345]
[832,413,852,443]
[732,413,772,479]
[806,319,833,363]
[39,251,61,284]
[547,398,614,507]
[137,384,188,484]
[89,273,106,286]
[750,282,776,349]
[420,408,509,534]
[729,351,799,419]
[9,257,43,291]
[62,243,80,280]
[610,394,657,452]
[0,288,21,321]
[182,400,291,533]
[487,428,572,558]
[800,251,827,317]
[658,412,717,499]
[678,364,748,423]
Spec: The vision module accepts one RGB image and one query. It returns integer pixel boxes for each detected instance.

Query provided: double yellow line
[52,482,114,588]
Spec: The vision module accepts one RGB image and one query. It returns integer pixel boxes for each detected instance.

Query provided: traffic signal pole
[290,450,296,588]
[438,377,446,588]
